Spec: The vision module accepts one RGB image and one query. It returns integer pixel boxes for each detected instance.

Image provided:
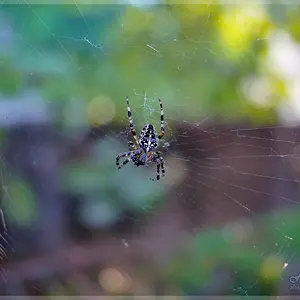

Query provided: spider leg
[118,157,131,170]
[157,99,165,140]
[116,151,132,168]
[156,163,161,180]
[149,160,162,181]
[157,152,165,179]
[160,157,165,177]
[149,151,165,181]
[128,141,137,151]
[116,149,141,170]
[126,96,139,146]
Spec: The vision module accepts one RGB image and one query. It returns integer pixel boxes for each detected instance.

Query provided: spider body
[133,152,149,167]
[138,124,158,152]
[116,97,165,180]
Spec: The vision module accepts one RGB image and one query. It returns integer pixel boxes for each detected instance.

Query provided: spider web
[1,1,300,296]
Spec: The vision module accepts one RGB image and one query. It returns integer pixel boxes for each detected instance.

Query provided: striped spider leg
[116,149,142,170]
[150,151,165,181]
[127,141,137,151]
[126,96,139,147]
[157,99,165,140]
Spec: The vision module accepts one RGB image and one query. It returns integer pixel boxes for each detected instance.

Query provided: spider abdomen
[138,124,158,152]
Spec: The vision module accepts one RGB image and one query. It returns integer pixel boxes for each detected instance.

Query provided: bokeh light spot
[99,268,132,294]
[219,5,268,57]
[260,255,284,280]
[87,95,116,126]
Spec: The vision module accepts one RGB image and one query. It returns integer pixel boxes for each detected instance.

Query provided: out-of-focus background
[0,2,300,296]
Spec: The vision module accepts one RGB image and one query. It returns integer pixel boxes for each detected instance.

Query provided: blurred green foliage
[61,138,166,228]
[0,3,288,127]
[165,209,300,294]
[3,177,37,228]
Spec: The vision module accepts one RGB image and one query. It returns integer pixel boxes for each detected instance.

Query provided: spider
[116,96,165,181]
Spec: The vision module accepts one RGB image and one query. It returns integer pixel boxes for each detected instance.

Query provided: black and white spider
[116,96,165,181]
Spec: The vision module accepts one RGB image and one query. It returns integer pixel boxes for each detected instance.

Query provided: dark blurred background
[0,2,300,296]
